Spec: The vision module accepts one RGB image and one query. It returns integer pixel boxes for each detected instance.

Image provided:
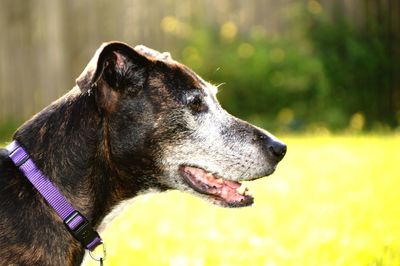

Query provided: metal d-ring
[89,242,106,264]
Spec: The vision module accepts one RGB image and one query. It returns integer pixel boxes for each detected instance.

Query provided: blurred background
[1,1,400,266]
[0,0,399,140]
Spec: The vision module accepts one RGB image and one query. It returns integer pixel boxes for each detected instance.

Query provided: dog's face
[77,42,286,208]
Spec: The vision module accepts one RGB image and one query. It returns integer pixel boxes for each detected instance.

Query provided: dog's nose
[256,132,287,161]
[268,139,287,161]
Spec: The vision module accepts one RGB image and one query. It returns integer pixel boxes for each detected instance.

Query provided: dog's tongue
[180,166,249,203]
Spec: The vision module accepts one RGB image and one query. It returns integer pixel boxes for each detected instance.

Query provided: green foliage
[308,8,396,130]
[163,4,399,133]
[1,2,397,135]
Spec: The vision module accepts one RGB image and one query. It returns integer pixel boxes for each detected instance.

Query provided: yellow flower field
[8,135,400,266]
[82,135,400,266]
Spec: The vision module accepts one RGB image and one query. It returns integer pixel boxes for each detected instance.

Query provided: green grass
[6,136,400,265]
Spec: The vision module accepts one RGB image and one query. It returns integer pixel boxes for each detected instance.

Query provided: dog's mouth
[179,165,254,207]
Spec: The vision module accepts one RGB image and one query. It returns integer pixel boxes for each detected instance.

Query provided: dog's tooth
[205,172,214,180]
[216,178,224,184]
[236,185,247,195]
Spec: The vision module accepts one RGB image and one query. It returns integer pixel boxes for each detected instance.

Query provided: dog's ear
[76,42,154,113]
[76,42,152,93]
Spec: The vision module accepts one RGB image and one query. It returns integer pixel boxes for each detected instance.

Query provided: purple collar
[7,140,105,261]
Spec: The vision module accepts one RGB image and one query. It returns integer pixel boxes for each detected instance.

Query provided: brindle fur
[0,42,286,265]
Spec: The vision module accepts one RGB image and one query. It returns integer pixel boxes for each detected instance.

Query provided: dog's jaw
[178,165,254,207]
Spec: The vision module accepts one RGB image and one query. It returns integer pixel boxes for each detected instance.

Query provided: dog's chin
[178,165,262,208]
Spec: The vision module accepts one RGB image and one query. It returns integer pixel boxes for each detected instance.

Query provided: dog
[0,42,286,265]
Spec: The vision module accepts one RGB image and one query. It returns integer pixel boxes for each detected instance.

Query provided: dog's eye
[188,95,208,113]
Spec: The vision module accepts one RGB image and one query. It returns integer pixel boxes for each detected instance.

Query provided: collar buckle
[64,210,102,251]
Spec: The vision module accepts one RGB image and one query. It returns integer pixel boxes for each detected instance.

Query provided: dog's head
[76,42,286,208]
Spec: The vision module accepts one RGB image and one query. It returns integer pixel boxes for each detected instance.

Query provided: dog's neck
[13,87,141,227]
[9,87,168,265]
